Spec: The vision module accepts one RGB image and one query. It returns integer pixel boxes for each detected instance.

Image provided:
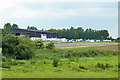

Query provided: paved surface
[55,43,118,47]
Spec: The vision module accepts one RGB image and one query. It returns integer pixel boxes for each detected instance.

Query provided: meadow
[2,45,119,78]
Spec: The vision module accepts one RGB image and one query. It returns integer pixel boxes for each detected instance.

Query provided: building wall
[8,28,58,38]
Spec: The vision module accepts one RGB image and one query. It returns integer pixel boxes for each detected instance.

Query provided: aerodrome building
[8,28,58,38]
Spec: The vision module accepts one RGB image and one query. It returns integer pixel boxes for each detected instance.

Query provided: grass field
[2,44,119,78]
[2,56,118,78]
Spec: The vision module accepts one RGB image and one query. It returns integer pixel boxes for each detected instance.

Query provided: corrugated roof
[10,28,58,33]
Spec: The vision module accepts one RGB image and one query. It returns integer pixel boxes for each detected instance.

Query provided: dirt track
[55,43,118,48]
[89,45,119,51]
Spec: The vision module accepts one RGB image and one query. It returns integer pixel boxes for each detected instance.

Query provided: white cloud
[0,0,118,38]
[7,6,117,19]
[0,0,118,19]
[10,6,37,18]
[0,0,15,10]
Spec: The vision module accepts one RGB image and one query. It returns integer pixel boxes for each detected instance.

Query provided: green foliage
[35,48,118,60]
[4,23,12,31]
[27,26,37,30]
[115,37,120,42]
[53,58,59,67]
[79,65,88,70]
[47,27,109,39]
[2,56,6,62]
[2,62,11,68]
[34,39,44,49]
[96,63,112,69]
[2,55,118,78]
[69,57,75,61]
[2,34,36,60]
[4,23,19,31]
[31,60,36,64]
[46,41,55,49]
[118,63,120,68]
[3,23,110,39]
[12,24,18,28]
[2,58,25,68]
[46,28,62,37]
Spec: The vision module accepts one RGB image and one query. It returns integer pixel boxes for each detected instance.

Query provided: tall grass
[35,48,118,59]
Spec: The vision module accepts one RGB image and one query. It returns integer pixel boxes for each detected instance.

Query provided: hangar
[8,28,58,38]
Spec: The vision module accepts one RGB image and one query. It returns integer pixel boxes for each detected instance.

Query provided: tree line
[46,27,111,40]
[2,23,112,40]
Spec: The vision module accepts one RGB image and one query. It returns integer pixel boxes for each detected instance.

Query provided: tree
[107,36,112,40]
[46,27,110,40]
[115,37,120,42]
[100,36,105,40]
[46,28,62,38]
[3,23,19,35]
[27,26,30,29]
[12,24,18,28]
[4,23,12,30]
[46,28,57,33]
[46,41,55,49]
[27,26,37,30]
[2,34,36,60]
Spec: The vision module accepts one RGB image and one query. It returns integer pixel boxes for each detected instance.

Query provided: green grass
[0,48,2,79]
[2,55,118,78]
[2,47,119,78]
[34,48,118,59]
[2,71,118,78]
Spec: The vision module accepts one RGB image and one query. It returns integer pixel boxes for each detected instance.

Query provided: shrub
[96,63,111,69]
[2,62,11,68]
[118,63,120,68]
[69,57,75,61]
[79,64,88,70]
[34,39,44,49]
[53,58,59,67]
[46,41,55,49]
[9,59,18,65]
[17,61,25,65]
[2,34,36,60]
[97,63,105,69]
[2,56,6,62]
[72,66,80,71]
[31,60,36,64]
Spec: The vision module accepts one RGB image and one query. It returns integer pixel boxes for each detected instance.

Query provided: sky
[0,0,119,38]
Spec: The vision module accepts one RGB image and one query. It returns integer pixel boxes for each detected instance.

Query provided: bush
[2,62,11,68]
[53,58,59,67]
[46,41,55,49]
[2,34,36,60]
[2,56,6,62]
[34,39,44,49]
[31,60,36,64]
[9,59,18,65]
[79,65,88,70]
[17,61,25,65]
[69,57,75,61]
[118,63,120,68]
[2,58,25,67]
[96,63,111,69]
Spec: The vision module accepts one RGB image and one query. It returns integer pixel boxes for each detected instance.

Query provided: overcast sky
[0,0,119,38]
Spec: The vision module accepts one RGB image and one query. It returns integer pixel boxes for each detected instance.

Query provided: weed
[53,58,59,67]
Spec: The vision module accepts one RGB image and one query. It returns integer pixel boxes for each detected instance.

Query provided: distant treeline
[2,23,112,40]
[46,27,111,40]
